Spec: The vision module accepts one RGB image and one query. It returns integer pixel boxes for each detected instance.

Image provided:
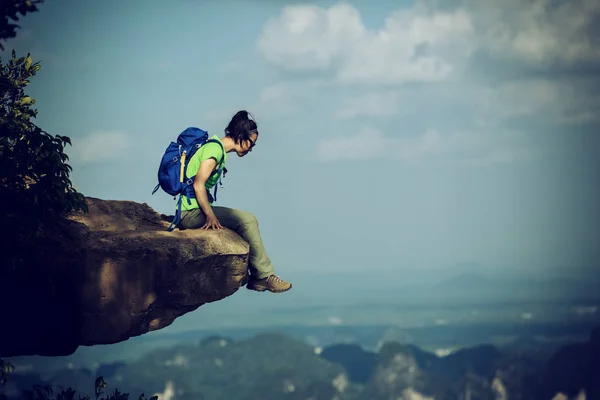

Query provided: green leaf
[1,35,89,270]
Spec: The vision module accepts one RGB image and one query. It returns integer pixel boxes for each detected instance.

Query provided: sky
[1,0,599,285]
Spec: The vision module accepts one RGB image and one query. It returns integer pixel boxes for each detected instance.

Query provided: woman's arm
[193,158,224,229]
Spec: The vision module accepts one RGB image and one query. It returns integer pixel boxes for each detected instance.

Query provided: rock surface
[0,197,250,358]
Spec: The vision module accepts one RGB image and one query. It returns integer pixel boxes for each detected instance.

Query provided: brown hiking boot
[247,274,292,293]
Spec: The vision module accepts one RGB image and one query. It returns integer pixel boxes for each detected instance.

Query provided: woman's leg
[180,207,275,279]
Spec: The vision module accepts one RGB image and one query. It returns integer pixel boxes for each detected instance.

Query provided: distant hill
[537,325,600,400]
[3,325,600,400]
[320,344,377,383]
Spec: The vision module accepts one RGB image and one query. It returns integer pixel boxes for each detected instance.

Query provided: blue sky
[2,0,599,283]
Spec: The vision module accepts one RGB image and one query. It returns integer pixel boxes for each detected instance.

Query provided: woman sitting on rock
[178,110,292,293]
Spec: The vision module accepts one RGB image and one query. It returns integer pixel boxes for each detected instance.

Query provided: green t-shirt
[181,135,227,211]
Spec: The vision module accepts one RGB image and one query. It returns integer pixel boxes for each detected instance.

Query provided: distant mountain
[537,325,600,400]
[437,344,502,380]
[4,325,600,400]
[319,340,515,399]
[320,344,377,383]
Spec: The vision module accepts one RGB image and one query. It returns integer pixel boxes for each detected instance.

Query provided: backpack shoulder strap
[203,138,227,203]
[204,138,226,169]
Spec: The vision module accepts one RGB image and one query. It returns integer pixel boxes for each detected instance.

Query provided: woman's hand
[201,213,224,230]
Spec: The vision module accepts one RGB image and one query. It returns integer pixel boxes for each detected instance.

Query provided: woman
[178,110,292,293]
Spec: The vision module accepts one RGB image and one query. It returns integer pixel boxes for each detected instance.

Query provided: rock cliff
[0,197,250,358]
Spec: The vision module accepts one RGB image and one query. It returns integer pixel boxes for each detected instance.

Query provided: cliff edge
[0,197,250,358]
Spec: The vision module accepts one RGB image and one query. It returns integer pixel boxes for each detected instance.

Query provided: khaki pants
[179,207,275,279]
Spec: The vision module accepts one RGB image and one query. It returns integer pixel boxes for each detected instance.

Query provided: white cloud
[257,0,600,165]
[316,128,385,161]
[443,129,535,166]
[153,380,175,400]
[316,128,441,162]
[398,130,443,160]
[401,388,434,400]
[164,354,189,367]
[469,0,600,67]
[333,91,400,119]
[330,75,599,128]
[485,80,561,118]
[259,0,600,79]
[316,127,538,165]
[521,312,534,320]
[258,3,364,71]
[257,80,326,117]
[434,348,455,357]
[259,82,291,104]
[69,131,131,164]
[571,306,598,316]
[472,77,600,126]
[258,2,474,84]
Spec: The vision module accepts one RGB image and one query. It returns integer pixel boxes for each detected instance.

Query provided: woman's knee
[231,210,258,229]
[238,210,258,228]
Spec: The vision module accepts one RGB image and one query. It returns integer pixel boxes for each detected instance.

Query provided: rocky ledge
[0,197,250,358]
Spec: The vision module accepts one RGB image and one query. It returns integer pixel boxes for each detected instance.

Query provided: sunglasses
[247,129,258,149]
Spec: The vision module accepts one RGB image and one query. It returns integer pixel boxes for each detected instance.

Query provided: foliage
[16,376,158,400]
[0,360,15,386]
[1,48,88,269]
[0,0,43,50]
[0,370,157,400]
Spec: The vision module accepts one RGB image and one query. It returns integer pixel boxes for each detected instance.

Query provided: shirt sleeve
[199,142,224,165]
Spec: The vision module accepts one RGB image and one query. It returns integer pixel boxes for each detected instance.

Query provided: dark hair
[224,110,258,144]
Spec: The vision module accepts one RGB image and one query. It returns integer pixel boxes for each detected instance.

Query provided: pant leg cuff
[253,269,275,280]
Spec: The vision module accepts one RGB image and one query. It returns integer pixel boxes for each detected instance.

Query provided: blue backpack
[152,127,227,231]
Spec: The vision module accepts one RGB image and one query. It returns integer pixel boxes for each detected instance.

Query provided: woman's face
[236,132,258,157]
